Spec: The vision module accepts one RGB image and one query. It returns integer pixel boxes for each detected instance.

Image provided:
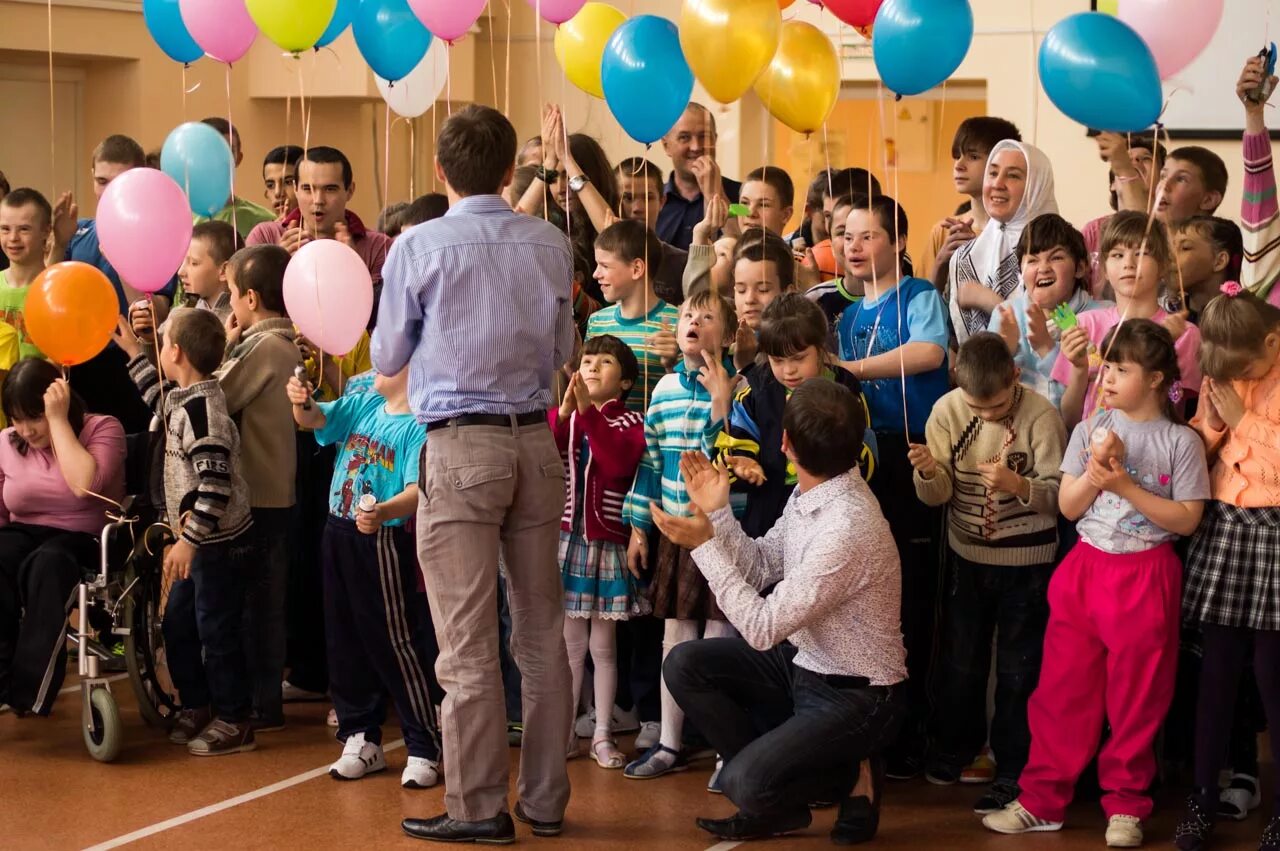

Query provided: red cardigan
[548,400,646,545]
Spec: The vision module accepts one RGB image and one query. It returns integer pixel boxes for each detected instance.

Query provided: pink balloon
[179,0,258,64]
[97,169,192,295]
[526,0,587,25]
[407,0,487,44]
[283,240,373,356]
[1119,0,1224,80]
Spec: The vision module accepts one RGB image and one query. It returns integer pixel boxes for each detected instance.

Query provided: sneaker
[1105,814,1143,848]
[188,718,256,756]
[973,781,1020,815]
[961,750,997,784]
[575,704,640,738]
[981,800,1063,835]
[1173,794,1215,851]
[634,720,660,751]
[401,756,440,789]
[623,744,688,779]
[925,765,961,786]
[168,706,212,745]
[707,758,724,794]
[885,754,922,781]
[329,733,386,780]
[281,680,326,702]
[1219,773,1260,821]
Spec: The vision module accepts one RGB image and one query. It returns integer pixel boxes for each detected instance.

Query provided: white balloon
[376,38,449,118]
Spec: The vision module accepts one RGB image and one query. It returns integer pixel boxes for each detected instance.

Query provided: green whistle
[728,203,750,218]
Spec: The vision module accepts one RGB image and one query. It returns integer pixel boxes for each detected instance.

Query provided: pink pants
[1018,541,1181,823]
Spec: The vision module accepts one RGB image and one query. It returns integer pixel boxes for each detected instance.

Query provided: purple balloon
[526,0,588,25]
[179,0,258,64]
[97,169,193,295]
[407,0,487,43]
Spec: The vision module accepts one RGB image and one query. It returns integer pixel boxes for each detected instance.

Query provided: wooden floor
[0,675,1269,850]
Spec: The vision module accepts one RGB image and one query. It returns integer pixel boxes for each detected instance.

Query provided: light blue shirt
[371,195,576,423]
[315,390,426,526]
[986,288,1110,408]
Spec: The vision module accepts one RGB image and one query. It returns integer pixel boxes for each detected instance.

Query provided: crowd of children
[4,48,1280,850]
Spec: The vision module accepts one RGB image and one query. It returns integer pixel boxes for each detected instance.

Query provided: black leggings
[1193,623,1280,805]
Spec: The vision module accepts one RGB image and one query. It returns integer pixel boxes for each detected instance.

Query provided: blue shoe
[624,744,688,779]
[707,758,724,794]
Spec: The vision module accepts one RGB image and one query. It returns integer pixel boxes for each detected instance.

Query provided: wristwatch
[568,173,590,193]
[535,166,559,184]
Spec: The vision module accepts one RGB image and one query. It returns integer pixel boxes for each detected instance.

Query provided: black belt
[425,412,545,433]
[814,672,873,690]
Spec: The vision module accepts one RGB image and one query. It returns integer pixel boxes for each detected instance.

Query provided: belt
[814,672,873,690]
[425,411,545,433]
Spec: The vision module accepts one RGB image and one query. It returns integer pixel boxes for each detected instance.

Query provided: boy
[197,118,278,239]
[130,220,243,339]
[1156,146,1228,226]
[1083,132,1165,295]
[0,188,52,357]
[587,219,679,413]
[807,192,867,337]
[730,229,794,368]
[286,366,442,788]
[616,157,688,305]
[262,144,304,220]
[214,244,303,730]
[790,169,838,279]
[116,308,256,755]
[738,167,795,237]
[822,167,882,236]
[921,117,1022,291]
[908,332,1066,812]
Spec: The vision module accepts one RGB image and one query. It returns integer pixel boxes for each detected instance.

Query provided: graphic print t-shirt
[315,390,426,526]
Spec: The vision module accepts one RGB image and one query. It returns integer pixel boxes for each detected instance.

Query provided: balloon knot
[894,93,903,102]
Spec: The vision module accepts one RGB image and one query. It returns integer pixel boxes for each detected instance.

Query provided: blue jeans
[164,532,255,720]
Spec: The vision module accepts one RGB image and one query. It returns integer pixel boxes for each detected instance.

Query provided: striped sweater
[623,360,732,532]
[1242,131,1280,305]
[585,299,680,413]
[549,400,646,544]
[128,357,252,547]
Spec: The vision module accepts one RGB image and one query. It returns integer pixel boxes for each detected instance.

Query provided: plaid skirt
[650,533,724,621]
[1183,502,1280,630]
[559,530,648,620]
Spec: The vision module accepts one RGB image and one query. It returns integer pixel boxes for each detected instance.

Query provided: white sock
[563,617,590,741]
[657,618,699,754]
[588,618,617,740]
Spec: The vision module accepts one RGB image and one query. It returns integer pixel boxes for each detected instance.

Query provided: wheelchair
[71,426,179,762]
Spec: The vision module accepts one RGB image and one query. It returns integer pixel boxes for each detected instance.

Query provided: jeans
[245,507,290,725]
[930,551,1052,782]
[665,639,905,818]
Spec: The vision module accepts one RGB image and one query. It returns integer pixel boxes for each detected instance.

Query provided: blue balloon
[353,0,433,83]
[1039,13,1161,133]
[316,0,358,49]
[143,0,204,65]
[872,0,973,97]
[161,122,234,218]
[601,16,693,145]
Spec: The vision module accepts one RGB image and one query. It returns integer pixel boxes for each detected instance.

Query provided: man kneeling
[653,379,906,844]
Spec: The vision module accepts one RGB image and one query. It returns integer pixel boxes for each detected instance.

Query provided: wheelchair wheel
[123,556,179,729]
[84,687,122,762]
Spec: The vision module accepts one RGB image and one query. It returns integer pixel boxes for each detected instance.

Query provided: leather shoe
[832,756,886,845]
[402,812,515,845]
[513,802,563,837]
[695,808,811,841]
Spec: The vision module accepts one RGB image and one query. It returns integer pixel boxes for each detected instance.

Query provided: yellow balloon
[680,0,781,105]
[555,3,627,99]
[246,0,338,53]
[753,21,840,135]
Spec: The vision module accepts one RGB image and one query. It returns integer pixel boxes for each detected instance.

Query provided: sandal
[591,736,626,769]
[623,743,688,779]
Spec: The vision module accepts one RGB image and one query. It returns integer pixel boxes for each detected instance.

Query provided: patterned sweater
[1243,131,1280,304]
[549,399,646,545]
[913,384,1066,566]
[129,357,252,547]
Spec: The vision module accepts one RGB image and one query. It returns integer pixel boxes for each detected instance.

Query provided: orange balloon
[780,0,797,7]
[24,262,120,366]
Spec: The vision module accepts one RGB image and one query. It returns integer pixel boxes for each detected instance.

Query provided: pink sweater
[0,415,127,535]
[1241,131,1280,305]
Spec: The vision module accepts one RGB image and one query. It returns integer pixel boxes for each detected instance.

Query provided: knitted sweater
[913,384,1066,566]
[129,357,252,547]
[1191,351,1280,508]
[549,399,646,545]
[1242,131,1280,305]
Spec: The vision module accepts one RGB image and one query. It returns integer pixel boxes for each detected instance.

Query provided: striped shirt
[1242,131,1280,305]
[371,195,576,423]
[585,300,679,413]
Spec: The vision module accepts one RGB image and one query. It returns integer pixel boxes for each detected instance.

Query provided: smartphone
[1249,42,1278,104]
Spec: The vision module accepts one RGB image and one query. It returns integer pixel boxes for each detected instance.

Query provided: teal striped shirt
[585,300,679,413]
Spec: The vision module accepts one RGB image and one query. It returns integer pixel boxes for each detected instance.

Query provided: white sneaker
[1105,815,1143,848]
[981,800,1064,835]
[574,704,640,738]
[328,732,386,780]
[281,680,327,703]
[401,756,440,789]
[635,721,661,751]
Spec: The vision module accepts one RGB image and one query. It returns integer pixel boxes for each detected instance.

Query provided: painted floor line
[82,739,406,850]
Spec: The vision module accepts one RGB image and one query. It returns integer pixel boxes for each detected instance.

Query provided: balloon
[284,240,374,356]
[97,169,194,295]
[526,0,588,25]
[872,0,973,97]
[178,0,257,64]
[1039,12,1161,132]
[376,39,449,118]
[753,21,839,135]
[824,0,882,27]
[407,0,486,44]
[680,0,780,105]
[555,3,626,99]
[780,0,796,7]
[1119,0,1224,80]
[23,263,120,367]
[161,122,234,218]
[355,0,433,83]
[1096,0,1118,13]
[601,16,693,145]
[316,0,357,48]
[143,0,204,64]
[246,0,338,53]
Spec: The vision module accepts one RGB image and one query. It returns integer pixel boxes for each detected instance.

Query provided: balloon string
[297,56,314,239]
[890,96,908,436]
[643,144,650,405]
[47,0,55,200]
[409,119,417,200]
[562,65,570,241]
[487,4,499,109]
[383,102,392,213]
[430,106,438,192]
[1028,0,1039,148]
[446,42,454,116]
[182,63,189,121]
[225,64,238,240]
[936,80,949,175]
[149,296,169,431]
[504,0,512,117]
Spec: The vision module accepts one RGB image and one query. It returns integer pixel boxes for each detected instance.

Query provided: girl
[622,288,739,780]
[984,320,1209,848]
[950,140,1059,346]
[1174,286,1280,851]
[730,229,795,369]
[1168,215,1243,323]
[989,213,1111,408]
[1053,211,1203,430]
[551,335,648,770]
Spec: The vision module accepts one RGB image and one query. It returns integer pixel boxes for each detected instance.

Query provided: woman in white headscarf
[949,140,1059,345]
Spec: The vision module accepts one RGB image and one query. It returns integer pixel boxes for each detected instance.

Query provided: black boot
[1173,791,1216,851]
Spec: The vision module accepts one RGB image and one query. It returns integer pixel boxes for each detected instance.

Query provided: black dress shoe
[832,756,886,846]
[513,802,563,837]
[402,813,516,845]
[695,808,812,841]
